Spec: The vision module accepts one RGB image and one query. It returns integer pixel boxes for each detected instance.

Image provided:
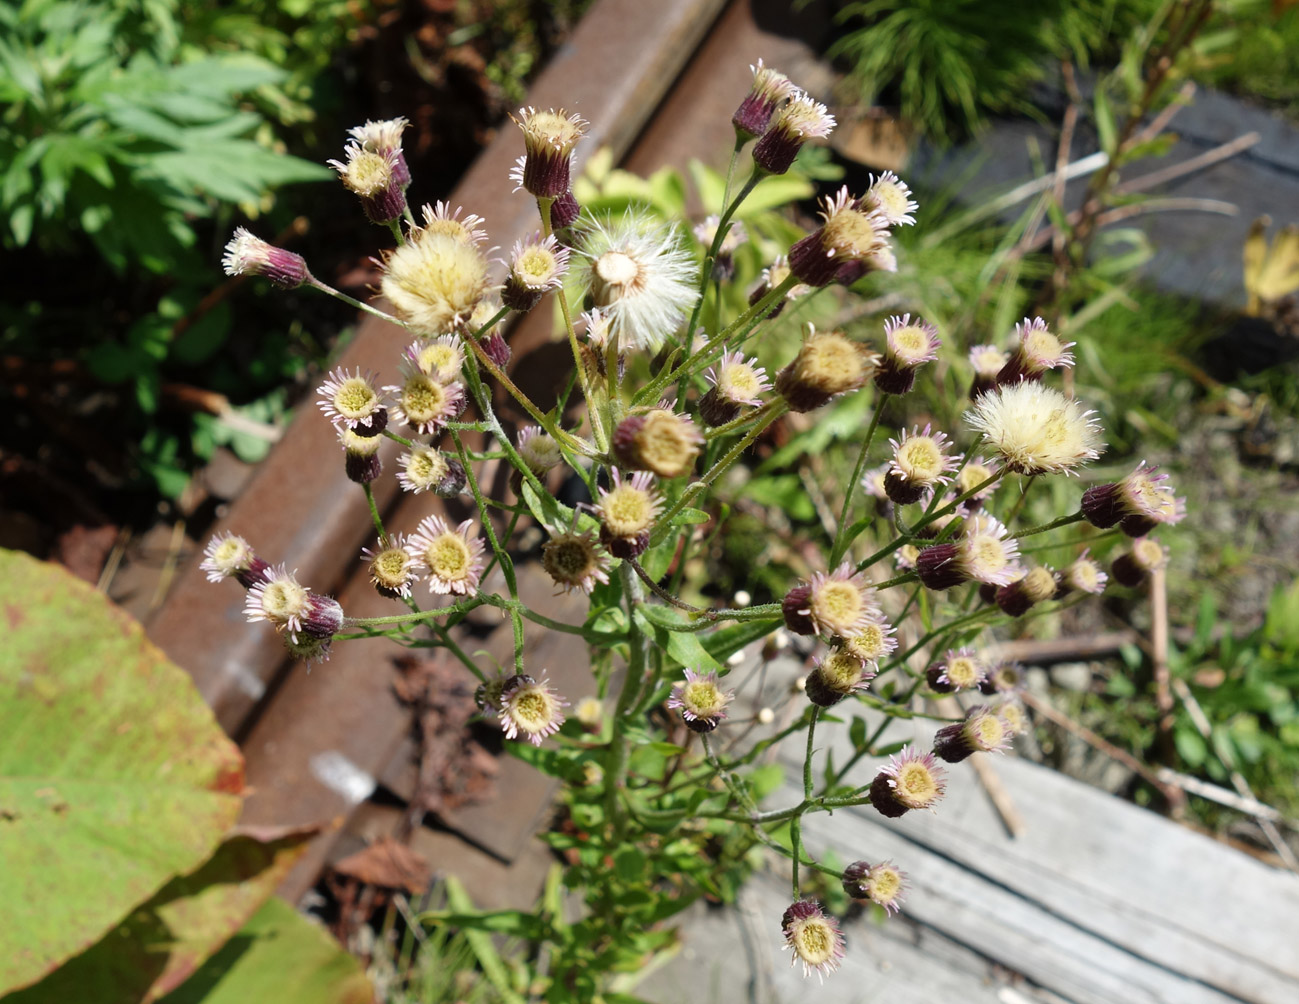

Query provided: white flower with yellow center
[404,335,465,383]
[865,170,919,226]
[498,673,568,745]
[405,516,486,596]
[380,225,491,336]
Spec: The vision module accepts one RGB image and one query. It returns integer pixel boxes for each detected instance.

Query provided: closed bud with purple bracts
[870,746,947,818]
[512,107,586,199]
[339,426,383,484]
[782,583,815,635]
[551,189,581,228]
[933,705,1013,763]
[1111,536,1167,587]
[732,59,797,141]
[753,94,835,175]
[480,330,511,367]
[996,564,1058,617]
[222,228,311,288]
[300,592,344,641]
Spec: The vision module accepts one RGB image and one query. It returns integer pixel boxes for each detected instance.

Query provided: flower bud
[875,314,940,395]
[805,648,876,707]
[996,317,1075,384]
[732,59,797,141]
[1081,461,1186,536]
[1111,536,1167,587]
[339,426,383,484]
[222,228,311,288]
[752,94,835,175]
[348,117,412,187]
[542,530,610,595]
[842,860,907,914]
[781,899,845,979]
[512,107,586,199]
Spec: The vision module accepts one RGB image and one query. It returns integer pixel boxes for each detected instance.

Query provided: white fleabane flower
[965,382,1103,475]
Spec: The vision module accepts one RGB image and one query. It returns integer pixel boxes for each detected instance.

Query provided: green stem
[604,562,648,839]
[830,404,884,566]
[1016,509,1086,539]
[362,483,386,540]
[308,279,408,328]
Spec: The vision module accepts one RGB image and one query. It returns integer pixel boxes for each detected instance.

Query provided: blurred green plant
[827,0,1133,143]
[0,0,356,498]
[1195,0,1299,116]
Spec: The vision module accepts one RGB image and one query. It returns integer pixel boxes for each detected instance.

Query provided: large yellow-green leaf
[156,897,374,1004]
[0,549,245,993]
[5,825,318,1003]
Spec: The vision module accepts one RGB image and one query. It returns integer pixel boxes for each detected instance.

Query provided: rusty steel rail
[146,0,828,905]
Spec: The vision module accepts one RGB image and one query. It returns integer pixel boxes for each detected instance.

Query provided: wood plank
[763,708,1299,1004]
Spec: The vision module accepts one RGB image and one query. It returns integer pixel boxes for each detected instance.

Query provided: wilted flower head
[842,612,898,665]
[517,425,564,476]
[503,232,571,312]
[864,171,919,226]
[775,326,877,412]
[328,141,405,223]
[876,313,940,394]
[933,705,1014,763]
[968,343,1009,398]
[405,335,466,383]
[998,317,1075,384]
[384,363,464,436]
[732,58,797,140]
[221,228,310,288]
[612,408,703,479]
[361,534,420,600]
[574,211,699,354]
[498,673,568,745]
[956,457,999,504]
[348,117,411,186]
[885,424,958,505]
[926,646,986,693]
[380,222,492,336]
[1060,549,1108,595]
[842,860,907,915]
[700,350,770,425]
[805,647,877,707]
[965,382,1104,476]
[596,469,662,559]
[752,93,835,175]
[1081,461,1186,537]
[1111,536,1168,587]
[512,107,587,198]
[200,531,267,588]
[541,529,610,595]
[667,668,734,733]
[405,516,486,596]
[748,254,808,318]
[317,367,385,433]
[996,564,1059,617]
[870,745,947,818]
[780,900,845,981]
[787,187,891,288]
[396,447,466,497]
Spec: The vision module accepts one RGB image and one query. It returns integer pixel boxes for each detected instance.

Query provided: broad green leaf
[0,549,244,994]
[6,825,317,1003]
[154,897,372,1004]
